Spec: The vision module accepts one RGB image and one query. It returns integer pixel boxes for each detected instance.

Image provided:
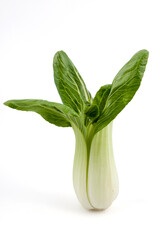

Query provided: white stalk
[88,122,119,210]
[72,122,119,210]
[72,125,93,209]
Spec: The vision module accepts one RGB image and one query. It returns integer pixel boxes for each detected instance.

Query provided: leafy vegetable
[4,49,149,210]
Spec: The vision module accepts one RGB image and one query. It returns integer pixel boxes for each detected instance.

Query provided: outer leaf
[53,51,92,113]
[94,49,149,133]
[4,99,79,127]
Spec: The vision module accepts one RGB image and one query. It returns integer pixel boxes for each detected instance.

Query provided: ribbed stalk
[72,122,119,210]
[72,125,93,209]
[88,122,119,210]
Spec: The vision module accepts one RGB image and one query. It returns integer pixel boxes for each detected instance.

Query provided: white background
[0,0,160,239]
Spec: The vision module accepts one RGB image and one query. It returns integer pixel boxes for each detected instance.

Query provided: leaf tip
[136,49,149,60]
[53,50,66,59]
[3,100,15,109]
[3,100,9,107]
[53,50,68,70]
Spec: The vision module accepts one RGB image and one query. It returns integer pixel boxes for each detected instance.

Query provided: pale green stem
[72,125,93,209]
[88,122,119,210]
[72,122,119,210]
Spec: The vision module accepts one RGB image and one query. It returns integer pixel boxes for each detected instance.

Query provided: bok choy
[4,49,149,210]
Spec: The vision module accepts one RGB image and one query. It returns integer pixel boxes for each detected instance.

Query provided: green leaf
[84,104,99,126]
[92,84,112,114]
[94,49,149,133]
[53,51,92,113]
[83,85,111,124]
[85,104,99,119]
[4,99,79,127]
